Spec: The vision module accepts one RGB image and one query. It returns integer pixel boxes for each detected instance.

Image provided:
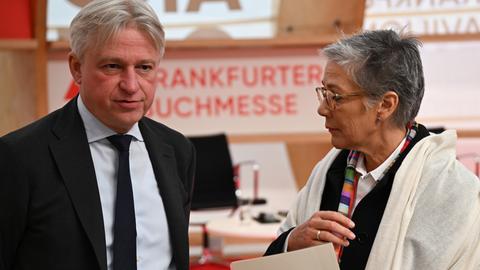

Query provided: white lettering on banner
[49,1,276,41]
[365,0,480,35]
[366,0,480,10]
[366,15,480,34]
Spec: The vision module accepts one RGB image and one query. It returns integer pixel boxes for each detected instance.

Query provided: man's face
[69,27,160,133]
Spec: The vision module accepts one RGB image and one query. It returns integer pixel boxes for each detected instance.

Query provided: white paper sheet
[230,243,340,270]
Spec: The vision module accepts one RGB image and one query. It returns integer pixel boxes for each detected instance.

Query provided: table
[206,216,281,241]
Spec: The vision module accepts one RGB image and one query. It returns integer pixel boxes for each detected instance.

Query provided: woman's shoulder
[407,130,479,198]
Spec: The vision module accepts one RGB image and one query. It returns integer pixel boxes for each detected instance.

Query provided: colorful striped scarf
[336,122,418,258]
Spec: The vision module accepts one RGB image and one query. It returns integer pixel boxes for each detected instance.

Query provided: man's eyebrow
[97,57,157,64]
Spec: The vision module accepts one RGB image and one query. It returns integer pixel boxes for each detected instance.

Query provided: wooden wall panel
[0,0,46,136]
[230,132,333,190]
[286,140,333,189]
[0,51,37,136]
[277,0,365,38]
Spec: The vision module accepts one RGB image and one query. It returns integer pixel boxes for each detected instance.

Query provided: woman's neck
[362,126,407,172]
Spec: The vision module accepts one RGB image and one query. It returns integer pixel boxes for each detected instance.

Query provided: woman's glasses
[315,86,364,110]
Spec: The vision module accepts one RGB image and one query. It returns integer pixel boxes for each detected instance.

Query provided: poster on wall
[47,0,480,135]
[48,0,480,41]
[49,41,480,135]
[47,0,278,41]
[364,0,480,35]
[49,54,327,136]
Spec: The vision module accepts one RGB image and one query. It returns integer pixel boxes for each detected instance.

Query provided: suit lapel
[49,99,107,270]
[140,120,189,269]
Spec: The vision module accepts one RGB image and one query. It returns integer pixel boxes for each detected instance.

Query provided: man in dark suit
[0,1,195,270]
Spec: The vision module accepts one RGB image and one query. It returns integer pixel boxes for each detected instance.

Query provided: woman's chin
[330,137,350,150]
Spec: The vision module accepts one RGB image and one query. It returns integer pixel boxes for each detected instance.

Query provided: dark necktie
[108,134,137,270]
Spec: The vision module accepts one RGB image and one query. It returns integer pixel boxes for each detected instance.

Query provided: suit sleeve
[263,228,295,256]
[0,139,29,270]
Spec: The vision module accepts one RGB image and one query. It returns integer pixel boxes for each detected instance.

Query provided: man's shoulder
[140,117,191,147]
[1,110,59,146]
[141,117,182,136]
[1,99,78,146]
[0,99,79,157]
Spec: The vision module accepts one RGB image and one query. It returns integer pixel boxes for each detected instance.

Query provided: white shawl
[279,130,480,269]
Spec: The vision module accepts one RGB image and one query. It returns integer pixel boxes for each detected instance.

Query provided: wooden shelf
[165,35,339,50]
[457,130,480,138]
[228,132,331,143]
[47,40,69,51]
[0,39,38,50]
[48,32,480,53]
[48,34,340,52]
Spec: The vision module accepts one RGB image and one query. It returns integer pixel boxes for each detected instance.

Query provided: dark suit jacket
[0,98,195,270]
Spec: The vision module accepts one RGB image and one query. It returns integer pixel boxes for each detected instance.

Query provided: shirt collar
[77,96,143,143]
[355,137,407,181]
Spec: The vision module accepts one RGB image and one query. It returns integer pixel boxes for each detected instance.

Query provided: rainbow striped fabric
[338,151,361,217]
[335,122,418,259]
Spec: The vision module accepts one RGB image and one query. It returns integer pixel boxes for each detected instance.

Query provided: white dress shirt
[353,137,406,212]
[77,97,174,270]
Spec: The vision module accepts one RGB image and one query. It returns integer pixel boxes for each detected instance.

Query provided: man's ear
[68,52,82,85]
[376,90,399,121]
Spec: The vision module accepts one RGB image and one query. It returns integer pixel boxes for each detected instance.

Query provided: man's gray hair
[70,0,165,60]
[323,29,424,127]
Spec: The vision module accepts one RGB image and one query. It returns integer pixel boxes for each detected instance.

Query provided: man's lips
[115,99,142,109]
[116,99,141,103]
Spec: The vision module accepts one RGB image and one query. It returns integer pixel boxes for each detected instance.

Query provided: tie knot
[108,134,133,152]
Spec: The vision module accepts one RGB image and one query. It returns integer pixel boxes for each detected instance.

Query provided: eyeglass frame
[315,86,364,110]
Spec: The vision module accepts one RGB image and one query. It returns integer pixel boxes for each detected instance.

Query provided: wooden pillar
[0,49,37,135]
[33,0,48,118]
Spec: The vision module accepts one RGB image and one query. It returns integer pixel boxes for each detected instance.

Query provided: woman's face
[318,61,379,150]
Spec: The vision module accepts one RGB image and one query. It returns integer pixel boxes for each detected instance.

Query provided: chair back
[188,134,238,210]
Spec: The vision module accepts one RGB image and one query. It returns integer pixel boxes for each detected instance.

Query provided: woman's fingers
[312,227,350,247]
[308,211,356,246]
[313,211,355,229]
[311,218,356,240]
[287,211,356,251]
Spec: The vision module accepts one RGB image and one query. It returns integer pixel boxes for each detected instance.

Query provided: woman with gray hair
[265,30,480,269]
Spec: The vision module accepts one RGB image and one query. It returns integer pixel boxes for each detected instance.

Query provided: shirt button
[356,232,368,245]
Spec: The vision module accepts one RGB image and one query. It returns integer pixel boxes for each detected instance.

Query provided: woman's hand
[287,211,356,251]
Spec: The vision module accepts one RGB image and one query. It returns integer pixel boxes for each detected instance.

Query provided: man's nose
[119,67,139,93]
